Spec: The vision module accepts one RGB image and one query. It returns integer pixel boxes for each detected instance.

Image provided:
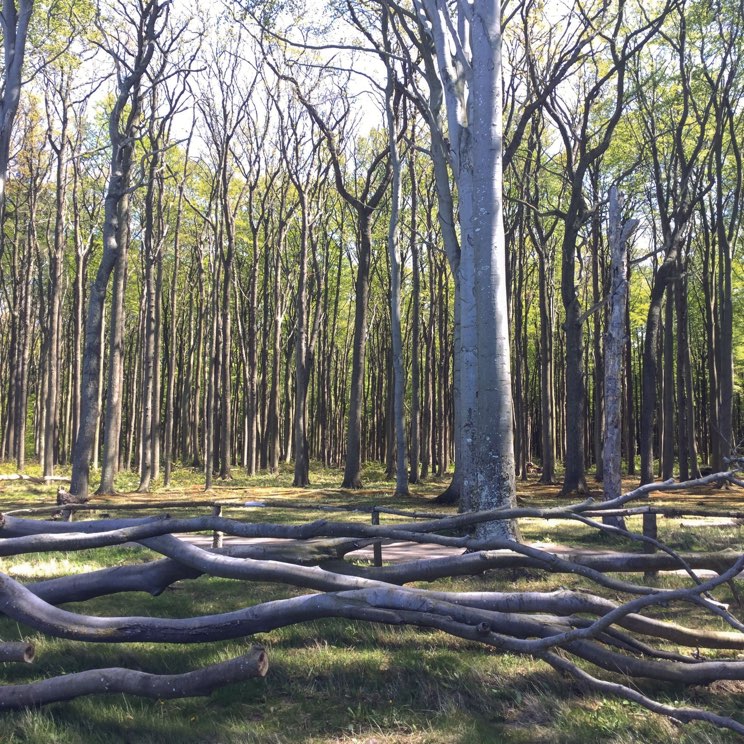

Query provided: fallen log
[28,538,373,604]
[22,546,744,652]
[355,549,744,583]
[0,645,267,710]
[4,559,744,670]
[1,472,743,736]
[0,642,34,663]
[0,475,69,484]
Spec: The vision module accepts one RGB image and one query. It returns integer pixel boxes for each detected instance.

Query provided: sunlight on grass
[0,462,742,742]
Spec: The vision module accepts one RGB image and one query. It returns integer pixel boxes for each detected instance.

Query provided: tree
[603,186,638,515]
[273,62,392,489]
[70,0,170,500]
[413,0,518,538]
[540,1,670,494]
[632,0,723,483]
[0,0,34,260]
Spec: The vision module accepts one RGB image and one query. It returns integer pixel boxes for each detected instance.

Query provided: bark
[662,285,675,479]
[70,154,92,463]
[71,0,166,499]
[0,0,34,264]
[138,154,159,492]
[0,647,267,710]
[590,174,604,482]
[408,153,421,485]
[383,63,408,497]
[42,76,70,477]
[640,244,681,485]
[603,188,637,524]
[245,242,259,475]
[674,251,699,480]
[163,131,191,485]
[624,254,635,475]
[218,184,234,482]
[714,135,737,469]
[536,245,555,483]
[292,196,311,487]
[469,0,518,540]
[677,260,700,479]
[28,539,370,604]
[341,209,373,488]
[268,245,284,472]
[151,207,163,482]
[14,243,32,471]
[97,241,128,494]
[560,204,588,495]
[0,642,33,664]
[204,260,220,490]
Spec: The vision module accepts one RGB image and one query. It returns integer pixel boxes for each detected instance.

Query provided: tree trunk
[43,84,69,477]
[98,239,128,495]
[293,201,310,488]
[560,218,588,495]
[640,242,680,485]
[409,155,421,485]
[71,0,164,498]
[341,209,372,489]
[470,0,518,540]
[624,250,635,475]
[603,188,637,525]
[662,285,675,480]
[163,142,188,486]
[383,75,408,497]
[536,245,555,483]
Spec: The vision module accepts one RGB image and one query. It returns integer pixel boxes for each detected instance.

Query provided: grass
[0,461,743,742]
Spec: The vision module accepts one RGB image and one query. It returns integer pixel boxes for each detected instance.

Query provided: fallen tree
[0,646,268,710]
[0,472,742,735]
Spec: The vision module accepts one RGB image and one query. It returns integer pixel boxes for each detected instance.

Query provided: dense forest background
[0,0,742,499]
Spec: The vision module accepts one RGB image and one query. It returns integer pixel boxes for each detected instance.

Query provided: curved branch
[543,651,744,737]
[0,646,268,710]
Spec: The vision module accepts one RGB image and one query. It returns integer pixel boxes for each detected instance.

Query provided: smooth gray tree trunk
[469,0,518,540]
[70,0,165,499]
[603,188,637,520]
[43,77,70,476]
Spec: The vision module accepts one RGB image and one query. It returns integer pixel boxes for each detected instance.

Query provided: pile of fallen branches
[0,472,744,735]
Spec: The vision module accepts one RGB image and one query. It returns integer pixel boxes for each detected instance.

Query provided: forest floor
[0,462,742,744]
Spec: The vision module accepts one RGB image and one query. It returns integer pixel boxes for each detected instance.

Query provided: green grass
[0,462,743,742]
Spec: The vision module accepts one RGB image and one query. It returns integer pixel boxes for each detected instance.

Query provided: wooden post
[371,508,382,567]
[212,505,223,549]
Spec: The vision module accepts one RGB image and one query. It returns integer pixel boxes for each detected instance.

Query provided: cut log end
[252,647,269,677]
[0,642,35,664]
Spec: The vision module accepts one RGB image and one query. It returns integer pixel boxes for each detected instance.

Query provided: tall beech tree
[2,0,744,523]
[40,69,71,477]
[70,0,169,500]
[0,0,34,258]
[414,0,519,538]
[541,0,671,495]
[275,67,392,489]
[633,1,725,484]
